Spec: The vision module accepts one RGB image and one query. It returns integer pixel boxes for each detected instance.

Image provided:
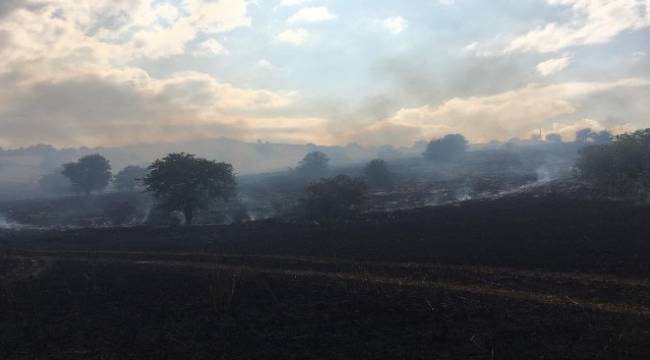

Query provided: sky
[0,0,648,148]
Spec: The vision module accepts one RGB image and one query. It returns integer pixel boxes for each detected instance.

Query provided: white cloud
[288,6,337,23]
[153,3,180,24]
[504,0,650,53]
[279,0,314,7]
[463,42,479,53]
[256,59,274,70]
[184,0,251,34]
[0,0,647,149]
[276,28,309,44]
[0,1,336,148]
[348,78,650,145]
[548,118,627,141]
[382,16,408,34]
[536,56,572,76]
[194,38,227,56]
[0,67,316,147]
[154,71,296,110]
[0,0,251,66]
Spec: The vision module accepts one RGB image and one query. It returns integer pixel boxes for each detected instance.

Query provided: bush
[576,128,650,197]
[114,166,147,192]
[38,171,73,195]
[302,175,368,222]
[423,134,468,162]
[575,128,612,144]
[62,154,112,195]
[364,159,394,190]
[296,151,329,176]
[103,201,137,226]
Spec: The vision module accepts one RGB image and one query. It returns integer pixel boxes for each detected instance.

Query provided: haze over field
[3,3,650,358]
[0,0,648,150]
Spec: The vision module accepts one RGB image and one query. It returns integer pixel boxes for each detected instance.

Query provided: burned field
[1,194,650,359]
[1,0,648,357]
[2,255,650,360]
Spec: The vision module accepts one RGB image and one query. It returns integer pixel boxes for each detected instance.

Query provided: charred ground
[1,192,650,359]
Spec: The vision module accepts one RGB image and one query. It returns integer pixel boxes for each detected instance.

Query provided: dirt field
[1,195,649,359]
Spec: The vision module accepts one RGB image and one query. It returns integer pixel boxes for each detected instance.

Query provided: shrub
[302,175,368,222]
[423,134,468,162]
[576,128,650,197]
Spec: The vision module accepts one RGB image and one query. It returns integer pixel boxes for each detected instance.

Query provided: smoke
[536,165,552,184]
[0,214,25,230]
[455,186,472,202]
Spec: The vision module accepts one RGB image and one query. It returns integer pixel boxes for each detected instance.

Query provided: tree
[576,128,650,196]
[545,133,563,143]
[575,128,612,144]
[142,153,237,226]
[423,134,468,162]
[38,171,72,195]
[302,175,367,222]
[103,201,137,226]
[363,159,394,190]
[296,151,329,176]
[113,165,147,192]
[62,154,112,196]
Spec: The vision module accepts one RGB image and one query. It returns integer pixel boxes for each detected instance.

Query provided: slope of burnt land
[2,193,649,277]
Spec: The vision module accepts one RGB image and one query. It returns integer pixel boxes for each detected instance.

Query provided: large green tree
[61,154,112,196]
[142,153,237,225]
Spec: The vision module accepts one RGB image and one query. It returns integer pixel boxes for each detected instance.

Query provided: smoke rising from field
[0,115,629,229]
[0,214,26,230]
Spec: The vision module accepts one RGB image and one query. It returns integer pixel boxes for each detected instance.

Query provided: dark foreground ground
[1,194,650,359]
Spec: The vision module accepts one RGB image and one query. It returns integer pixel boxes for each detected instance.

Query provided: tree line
[51,150,391,226]
[43,127,649,226]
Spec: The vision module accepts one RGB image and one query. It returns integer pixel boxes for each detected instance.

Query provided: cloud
[536,56,572,76]
[288,6,337,23]
[0,0,335,148]
[346,78,650,146]
[633,51,647,61]
[256,59,274,70]
[0,0,647,150]
[462,42,479,53]
[154,71,297,110]
[0,0,43,19]
[382,16,408,34]
[547,118,635,141]
[0,68,327,147]
[278,0,314,7]
[276,28,309,44]
[193,38,227,56]
[0,0,251,67]
[0,0,330,148]
[504,0,650,53]
[184,0,251,34]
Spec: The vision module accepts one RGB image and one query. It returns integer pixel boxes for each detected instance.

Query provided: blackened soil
[1,195,650,359]
[2,195,649,276]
